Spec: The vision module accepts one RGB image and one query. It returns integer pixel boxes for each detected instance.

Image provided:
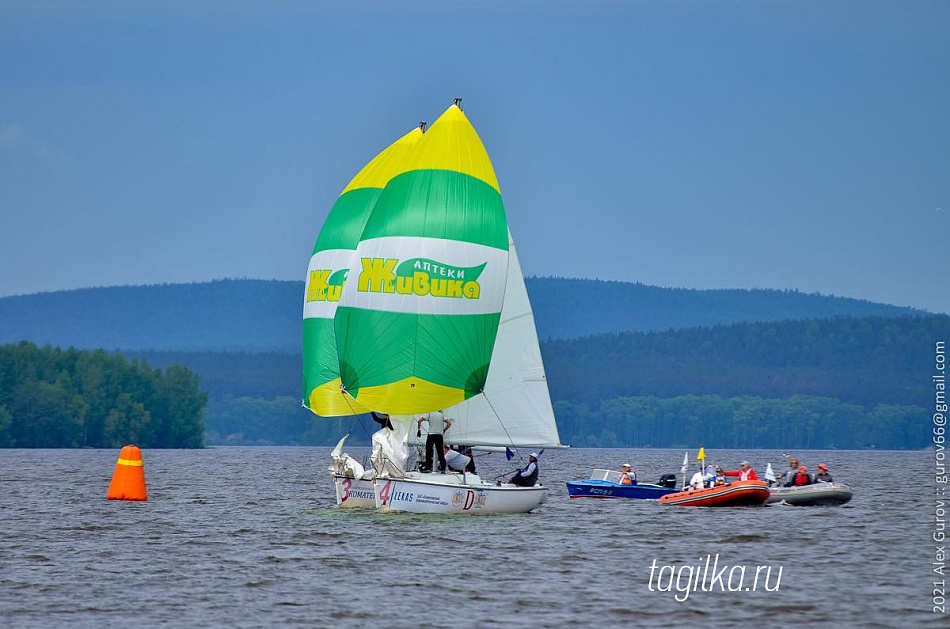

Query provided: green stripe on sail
[312,187,384,254]
[359,169,508,250]
[303,317,341,400]
[335,307,500,395]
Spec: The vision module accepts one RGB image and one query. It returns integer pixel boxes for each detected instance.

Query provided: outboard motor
[658,473,678,489]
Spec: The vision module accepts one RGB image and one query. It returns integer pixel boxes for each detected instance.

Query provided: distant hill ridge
[0,278,924,351]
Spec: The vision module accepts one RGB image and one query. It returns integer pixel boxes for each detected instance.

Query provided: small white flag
[765,462,776,483]
[680,451,689,475]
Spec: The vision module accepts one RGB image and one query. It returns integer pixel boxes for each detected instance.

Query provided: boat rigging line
[481,390,525,464]
[339,386,374,441]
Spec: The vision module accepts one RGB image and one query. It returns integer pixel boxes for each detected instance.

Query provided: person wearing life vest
[723,461,759,482]
[785,465,814,487]
[713,467,728,487]
[509,453,539,487]
[617,463,636,485]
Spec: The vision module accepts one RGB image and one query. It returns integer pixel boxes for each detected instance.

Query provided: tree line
[5,313,942,449]
[556,395,924,450]
[0,342,205,448]
[133,314,947,448]
[543,314,948,407]
[205,395,352,446]
[133,314,948,409]
[202,393,925,450]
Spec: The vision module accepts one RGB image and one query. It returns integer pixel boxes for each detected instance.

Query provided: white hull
[373,472,547,514]
[331,473,377,508]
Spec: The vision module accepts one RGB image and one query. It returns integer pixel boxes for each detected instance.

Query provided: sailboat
[303,100,564,514]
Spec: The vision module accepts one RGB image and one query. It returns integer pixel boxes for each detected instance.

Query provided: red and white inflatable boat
[658,480,770,507]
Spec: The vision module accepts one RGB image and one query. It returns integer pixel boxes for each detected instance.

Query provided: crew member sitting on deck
[689,469,711,490]
[713,467,728,486]
[509,453,539,487]
[617,464,636,485]
[785,465,814,487]
[460,446,477,474]
[723,461,758,482]
[814,463,833,483]
[780,458,800,485]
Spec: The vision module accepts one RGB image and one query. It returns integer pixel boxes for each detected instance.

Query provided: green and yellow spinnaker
[334,104,509,414]
[303,127,423,416]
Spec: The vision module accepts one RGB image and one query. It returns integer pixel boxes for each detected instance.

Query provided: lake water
[0,447,943,627]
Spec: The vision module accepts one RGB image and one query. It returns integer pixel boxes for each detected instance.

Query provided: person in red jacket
[723,460,759,482]
[785,465,814,487]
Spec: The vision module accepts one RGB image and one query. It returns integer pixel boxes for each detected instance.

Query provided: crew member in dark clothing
[371,412,394,430]
[509,453,539,487]
[460,446,477,473]
[814,463,833,483]
[785,465,814,487]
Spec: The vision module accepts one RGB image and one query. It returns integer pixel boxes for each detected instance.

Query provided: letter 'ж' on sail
[303,127,424,416]
[334,104,509,414]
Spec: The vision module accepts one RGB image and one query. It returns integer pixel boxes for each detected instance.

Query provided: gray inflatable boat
[767,482,853,506]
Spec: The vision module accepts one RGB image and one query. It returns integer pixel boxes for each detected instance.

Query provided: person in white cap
[509,453,539,487]
[617,463,636,485]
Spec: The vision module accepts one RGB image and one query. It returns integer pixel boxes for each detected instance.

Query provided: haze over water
[0,447,939,627]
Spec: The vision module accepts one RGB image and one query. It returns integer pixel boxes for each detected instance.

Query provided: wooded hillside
[0,342,205,448]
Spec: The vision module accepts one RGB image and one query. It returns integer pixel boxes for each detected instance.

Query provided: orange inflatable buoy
[107,445,147,501]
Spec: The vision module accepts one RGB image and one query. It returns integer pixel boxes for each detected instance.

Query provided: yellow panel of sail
[307,379,367,417]
[400,105,500,192]
[352,377,468,416]
[342,105,499,196]
[340,127,424,195]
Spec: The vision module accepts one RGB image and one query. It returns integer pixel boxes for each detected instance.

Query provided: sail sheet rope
[481,390,525,464]
[340,390,374,441]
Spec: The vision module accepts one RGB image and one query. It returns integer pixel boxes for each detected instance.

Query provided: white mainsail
[425,230,562,449]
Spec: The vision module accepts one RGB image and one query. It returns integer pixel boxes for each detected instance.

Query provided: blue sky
[1,1,947,311]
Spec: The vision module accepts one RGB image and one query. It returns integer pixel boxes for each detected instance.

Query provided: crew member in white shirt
[689,468,713,490]
[443,446,471,473]
[417,410,452,473]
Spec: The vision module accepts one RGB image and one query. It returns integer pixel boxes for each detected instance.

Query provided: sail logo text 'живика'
[357,257,485,299]
[306,268,348,302]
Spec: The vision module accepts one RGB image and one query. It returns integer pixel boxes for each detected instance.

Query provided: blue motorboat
[566,469,680,500]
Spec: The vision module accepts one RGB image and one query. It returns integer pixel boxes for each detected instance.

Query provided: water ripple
[0,446,936,627]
